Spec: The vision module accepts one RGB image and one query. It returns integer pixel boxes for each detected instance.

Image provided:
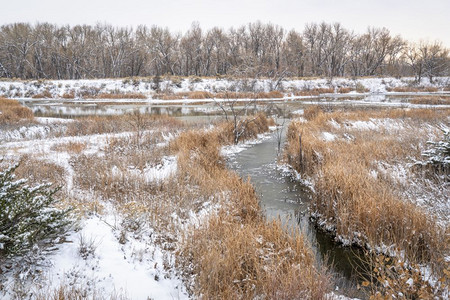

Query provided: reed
[174,114,331,299]
[284,107,448,266]
[0,97,33,123]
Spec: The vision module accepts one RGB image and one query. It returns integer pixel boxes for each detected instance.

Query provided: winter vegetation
[0,19,449,300]
[0,22,448,81]
[0,76,449,102]
[0,98,337,299]
[284,106,449,298]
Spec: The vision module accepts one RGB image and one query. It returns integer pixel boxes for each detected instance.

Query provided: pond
[18,93,449,119]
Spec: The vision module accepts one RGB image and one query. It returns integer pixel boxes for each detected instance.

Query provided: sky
[2,0,450,46]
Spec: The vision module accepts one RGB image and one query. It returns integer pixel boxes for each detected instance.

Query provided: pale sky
[2,0,450,46]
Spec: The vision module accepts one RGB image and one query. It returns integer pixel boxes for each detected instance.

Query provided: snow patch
[44,215,188,300]
[322,132,337,141]
[143,156,177,183]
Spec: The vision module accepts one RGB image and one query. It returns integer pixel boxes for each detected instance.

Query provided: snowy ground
[0,119,188,299]
[1,87,448,298]
[0,114,284,300]
[0,76,449,101]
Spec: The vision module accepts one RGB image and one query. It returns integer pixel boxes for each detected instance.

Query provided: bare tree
[0,22,447,79]
[404,43,424,82]
[420,41,449,83]
[283,30,305,77]
[214,91,259,144]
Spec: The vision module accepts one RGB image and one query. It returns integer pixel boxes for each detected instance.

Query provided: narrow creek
[226,125,368,296]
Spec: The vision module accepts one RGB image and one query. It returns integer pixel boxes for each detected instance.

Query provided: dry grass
[51,141,87,154]
[386,86,439,93]
[60,91,75,99]
[32,90,53,98]
[337,87,353,93]
[0,97,34,123]
[293,86,368,95]
[94,92,147,99]
[35,284,129,300]
[12,155,66,187]
[154,90,284,100]
[180,212,330,299]
[64,113,182,136]
[409,96,449,105]
[284,107,449,267]
[172,114,331,299]
[154,91,213,100]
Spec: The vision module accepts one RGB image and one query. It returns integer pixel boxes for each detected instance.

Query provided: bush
[0,163,72,257]
[417,128,450,175]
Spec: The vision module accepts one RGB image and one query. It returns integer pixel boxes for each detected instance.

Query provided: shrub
[416,128,450,175]
[0,163,72,257]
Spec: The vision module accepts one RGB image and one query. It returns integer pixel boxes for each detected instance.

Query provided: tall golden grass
[284,107,449,267]
[4,112,330,299]
[64,113,182,136]
[172,114,331,299]
[0,97,33,123]
[11,155,66,187]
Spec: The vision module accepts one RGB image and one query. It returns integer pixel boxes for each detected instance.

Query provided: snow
[291,109,304,115]
[35,117,74,124]
[326,292,360,300]
[220,132,274,157]
[322,132,337,141]
[345,118,405,132]
[0,124,52,141]
[144,156,177,182]
[0,127,188,299]
[44,214,187,300]
[406,278,414,287]
[1,77,449,102]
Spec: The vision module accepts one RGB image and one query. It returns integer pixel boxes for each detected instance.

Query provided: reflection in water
[18,93,449,119]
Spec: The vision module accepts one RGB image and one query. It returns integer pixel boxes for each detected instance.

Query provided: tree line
[0,21,448,81]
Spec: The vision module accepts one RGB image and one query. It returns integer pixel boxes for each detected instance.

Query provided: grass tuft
[0,97,33,123]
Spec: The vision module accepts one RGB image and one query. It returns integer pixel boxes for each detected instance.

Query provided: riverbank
[284,106,449,298]
[0,98,334,299]
[1,76,449,102]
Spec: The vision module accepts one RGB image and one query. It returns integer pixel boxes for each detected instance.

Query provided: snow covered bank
[0,77,448,100]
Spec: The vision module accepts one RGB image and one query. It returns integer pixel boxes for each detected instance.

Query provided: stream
[18,94,447,298]
[226,126,367,296]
